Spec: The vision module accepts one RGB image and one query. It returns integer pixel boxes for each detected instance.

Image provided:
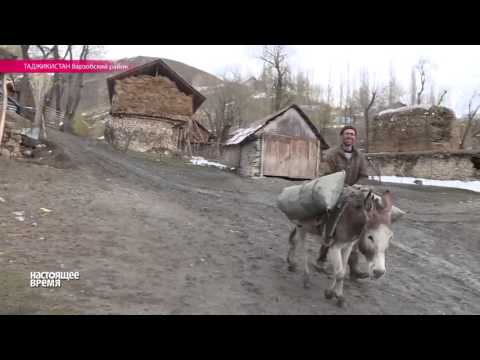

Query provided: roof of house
[106,58,206,113]
[224,104,329,149]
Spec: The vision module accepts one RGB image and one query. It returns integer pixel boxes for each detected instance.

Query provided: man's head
[340,125,357,147]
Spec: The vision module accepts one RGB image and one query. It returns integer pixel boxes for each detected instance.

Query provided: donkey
[286,188,394,307]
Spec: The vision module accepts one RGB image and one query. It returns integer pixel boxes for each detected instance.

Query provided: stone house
[367,105,480,180]
[105,59,210,153]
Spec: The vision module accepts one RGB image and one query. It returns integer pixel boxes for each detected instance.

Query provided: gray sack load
[277,171,406,223]
[277,171,346,220]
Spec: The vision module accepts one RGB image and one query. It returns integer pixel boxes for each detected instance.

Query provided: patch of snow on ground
[253,92,268,99]
[369,175,480,193]
[190,156,233,170]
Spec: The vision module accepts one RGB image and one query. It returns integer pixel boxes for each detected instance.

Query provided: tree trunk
[63,46,89,132]
[33,80,48,134]
[364,109,369,153]
[0,74,8,145]
[364,91,377,153]
[68,73,84,121]
[460,118,473,150]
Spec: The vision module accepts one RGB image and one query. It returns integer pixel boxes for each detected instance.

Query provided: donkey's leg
[333,242,355,307]
[287,226,299,272]
[324,245,342,300]
[297,227,311,289]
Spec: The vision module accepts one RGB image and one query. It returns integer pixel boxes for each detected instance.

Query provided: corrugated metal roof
[224,124,263,145]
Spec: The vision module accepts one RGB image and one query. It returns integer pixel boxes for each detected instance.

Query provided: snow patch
[369,175,480,193]
[253,92,268,99]
[378,104,432,117]
[190,156,231,170]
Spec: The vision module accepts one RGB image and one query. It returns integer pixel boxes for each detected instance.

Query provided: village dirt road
[1,129,479,314]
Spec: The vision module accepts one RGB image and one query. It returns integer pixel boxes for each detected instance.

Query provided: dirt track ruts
[1,129,479,314]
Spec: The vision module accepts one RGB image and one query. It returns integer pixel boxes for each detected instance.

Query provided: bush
[71,115,90,137]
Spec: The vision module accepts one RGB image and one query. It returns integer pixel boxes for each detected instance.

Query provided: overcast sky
[105,45,480,116]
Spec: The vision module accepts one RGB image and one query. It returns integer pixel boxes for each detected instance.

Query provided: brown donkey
[286,188,394,307]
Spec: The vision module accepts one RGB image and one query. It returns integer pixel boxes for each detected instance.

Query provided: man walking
[317,125,370,279]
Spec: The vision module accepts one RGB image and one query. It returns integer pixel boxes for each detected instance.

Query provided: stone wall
[370,106,457,153]
[220,145,241,169]
[368,151,480,180]
[239,138,262,177]
[111,75,194,116]
[105,115,181,153]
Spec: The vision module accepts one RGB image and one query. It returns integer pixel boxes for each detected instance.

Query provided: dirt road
[1,130,479,314]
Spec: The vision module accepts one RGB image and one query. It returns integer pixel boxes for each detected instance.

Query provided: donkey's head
[358,190,394,279]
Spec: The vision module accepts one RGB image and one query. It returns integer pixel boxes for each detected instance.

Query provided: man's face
[342,129,356,146]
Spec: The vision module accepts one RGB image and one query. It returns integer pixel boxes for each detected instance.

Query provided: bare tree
[258,45,292,111]
[0,74,7,146]
[64,45,90,128]
[429,82,436,105]
[410,68,417,106]
[20,45,56,137]
[364,90,377,153]
[201,71,254,156]
[415,59,428,105]
[460,91,480,149]
[338,77,344,111]
[19,45,103,134]
[387,62,403,107]
[30,74,53,139]
[388,63,395,107]
[355,69,377,152]
[317,70,334,130]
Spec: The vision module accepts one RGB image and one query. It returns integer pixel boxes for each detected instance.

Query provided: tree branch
[437,90,447,106]
[367,90,377,112]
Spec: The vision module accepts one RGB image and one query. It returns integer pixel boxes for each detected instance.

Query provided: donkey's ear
[364,190,374,211]
[381,190,393,212]
[374,198,383,210]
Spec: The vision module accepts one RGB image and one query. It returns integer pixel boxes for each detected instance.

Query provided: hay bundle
[371,105,456,152]
[112,75,193,116]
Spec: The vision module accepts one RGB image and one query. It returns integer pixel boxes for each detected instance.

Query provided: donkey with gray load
[278,171,398,307]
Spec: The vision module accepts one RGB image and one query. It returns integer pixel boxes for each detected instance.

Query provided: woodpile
[370,105,457,152]
[0,129,22,158]
[0,111,37,159]
[111,75,194,117]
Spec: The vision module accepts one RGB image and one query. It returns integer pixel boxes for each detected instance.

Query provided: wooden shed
[105,59,210,153]
[222,104,329,179]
